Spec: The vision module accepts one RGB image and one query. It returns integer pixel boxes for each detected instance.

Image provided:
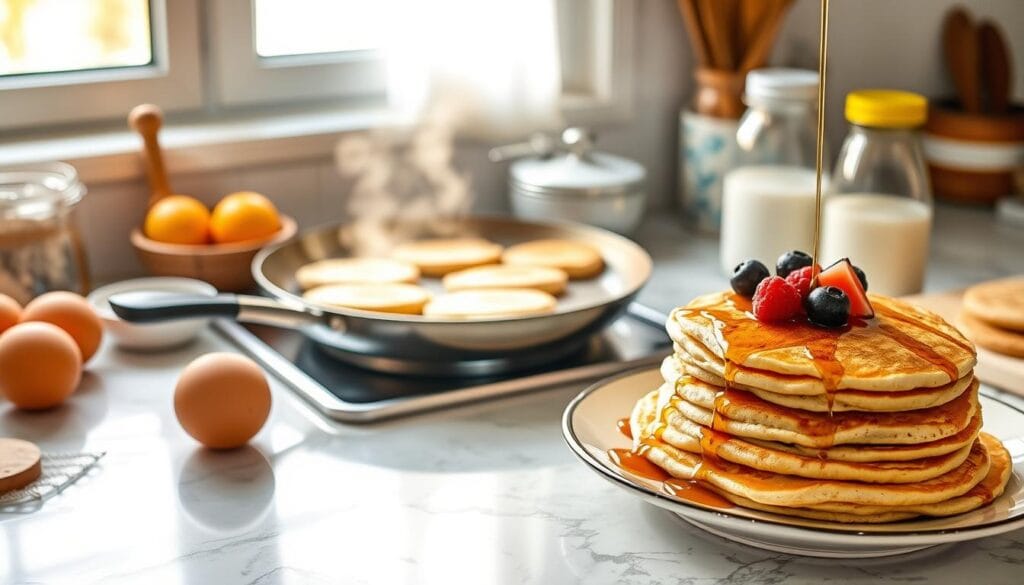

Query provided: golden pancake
[962,276,1024,332]
[666,380,978,448]
[958,310,1024,358]
[502,239,605,279]
[442,264,568,295]
[392,238,504,277]
[663,354,971,412]
[303,283,431,314]
[670,292,976,392]
[423,288,557,319]
[716,434,1011,523]
[641,435,990,508]
[296,258,420,290]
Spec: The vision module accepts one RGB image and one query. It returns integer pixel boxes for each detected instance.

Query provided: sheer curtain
[384,0,564,140]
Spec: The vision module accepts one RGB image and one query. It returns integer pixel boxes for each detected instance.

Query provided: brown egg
[0,322,82,410]
[0,294,21,335]
[22,291,103,363]
[174,353,271,449]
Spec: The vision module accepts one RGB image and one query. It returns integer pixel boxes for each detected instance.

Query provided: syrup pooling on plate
[609,446,669,482]
[663,479,735,509]
[616,417,633,440]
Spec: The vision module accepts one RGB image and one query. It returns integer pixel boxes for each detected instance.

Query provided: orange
[209,191,282,244]
[144,195,211,245]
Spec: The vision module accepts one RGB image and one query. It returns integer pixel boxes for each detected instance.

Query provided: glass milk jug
[822,90,932,296]
[719,68,823,275]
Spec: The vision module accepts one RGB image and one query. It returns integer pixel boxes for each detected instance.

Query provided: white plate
[562,367,1024,558]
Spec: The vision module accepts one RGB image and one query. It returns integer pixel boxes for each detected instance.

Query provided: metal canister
[491,128,647,234]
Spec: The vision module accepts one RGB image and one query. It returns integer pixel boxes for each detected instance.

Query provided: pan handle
[109,292,327,330]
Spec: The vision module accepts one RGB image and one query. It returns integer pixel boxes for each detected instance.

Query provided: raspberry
[752,276,802,323]
[784,266,815,300]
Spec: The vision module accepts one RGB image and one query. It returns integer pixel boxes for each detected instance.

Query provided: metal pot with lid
[490,128,647,234]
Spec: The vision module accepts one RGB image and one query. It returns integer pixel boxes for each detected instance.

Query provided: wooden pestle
[128,104,173,209]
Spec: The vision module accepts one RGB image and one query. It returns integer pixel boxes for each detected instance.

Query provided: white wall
[76,0,1023,281]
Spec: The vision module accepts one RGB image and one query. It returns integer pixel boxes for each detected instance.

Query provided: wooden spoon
[978,20,1012,115]
[739,0,792,73]
[942,8,982,113]
[698,0,735,70]
[127,104,173,209]
[677,0,710,68]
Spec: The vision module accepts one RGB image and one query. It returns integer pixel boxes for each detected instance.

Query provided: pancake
[501,239,605,279]
[670,292,976,392]
[962,277,1024,332]
[958,310,1024,358]
[303,283,431,314]
[665,379,978,448]
[442,264,569,296]
[423,288,557,319]
[296,258,419,290]
[641,435,990,508]
[716,433,1011,523]
[663,354,971,412]
[660,416,973,483]
[392,238,504,276]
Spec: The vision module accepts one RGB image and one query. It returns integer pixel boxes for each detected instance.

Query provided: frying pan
[110,216,652,376]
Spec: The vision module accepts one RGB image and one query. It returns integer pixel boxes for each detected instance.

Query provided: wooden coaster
[0,438,42,494]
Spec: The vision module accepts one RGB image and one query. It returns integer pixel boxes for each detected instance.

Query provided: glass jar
[822,90,932,296]
[0,163,89,304]
[720,68,824,275]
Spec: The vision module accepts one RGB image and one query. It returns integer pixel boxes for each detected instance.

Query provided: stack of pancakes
[628,291,1013,523]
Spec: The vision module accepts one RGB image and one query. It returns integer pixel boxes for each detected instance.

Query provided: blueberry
[730,260,770,298]
[776,250,813,278]
[852,265,868,291]
[805,286,851,328]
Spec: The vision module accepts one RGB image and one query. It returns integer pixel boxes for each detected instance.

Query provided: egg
[174,353,271,449]
[21,291,103,362]
[0,294,22,335]
[0,322,82,410]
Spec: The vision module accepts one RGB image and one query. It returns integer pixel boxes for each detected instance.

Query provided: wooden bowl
[924,100,1024,205]
[131,216,297,292]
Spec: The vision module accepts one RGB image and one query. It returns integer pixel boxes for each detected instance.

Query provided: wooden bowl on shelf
[131,216,297,292]
[924,100,1024,205]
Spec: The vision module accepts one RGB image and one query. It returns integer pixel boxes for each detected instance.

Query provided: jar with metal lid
[0,162,90,303]
[720,68,824,274]
[822,89,932,296]
[492,128,647,234]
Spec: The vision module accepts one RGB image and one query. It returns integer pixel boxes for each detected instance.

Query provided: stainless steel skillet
[111,216,652,376]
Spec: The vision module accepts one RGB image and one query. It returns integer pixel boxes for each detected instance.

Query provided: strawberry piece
[784,266,815,300]
[752,276,803,323]
[817,259,874,318]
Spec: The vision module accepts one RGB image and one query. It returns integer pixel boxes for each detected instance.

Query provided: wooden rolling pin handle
[128,104,173,209]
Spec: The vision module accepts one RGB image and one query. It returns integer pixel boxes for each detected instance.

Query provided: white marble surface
[2,205,1024,584]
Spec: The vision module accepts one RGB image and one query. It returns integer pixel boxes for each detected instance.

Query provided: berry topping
[730,259,770,298]
[752,276,803,323]
[784,265,815,300]
[776,250,813,278]
[805,286,851,328]
[818,258,874,318]
[852,265,868,291]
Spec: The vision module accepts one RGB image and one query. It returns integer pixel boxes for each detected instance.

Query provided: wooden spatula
[978,20,1012,115]
[942,8,982,113]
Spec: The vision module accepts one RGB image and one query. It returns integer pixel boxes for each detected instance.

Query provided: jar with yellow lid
[822,90,932,296]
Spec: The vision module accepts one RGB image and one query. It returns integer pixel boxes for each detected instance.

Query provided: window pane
[0,0,152,77]
[254,0,385,58]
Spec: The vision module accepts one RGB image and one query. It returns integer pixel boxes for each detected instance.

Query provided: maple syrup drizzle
[608,446,669,482]
[616,418,633,440]
[663,479,735,509]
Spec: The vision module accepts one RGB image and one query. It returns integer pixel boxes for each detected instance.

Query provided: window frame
[0,0,203,131]
[205,0,388,107]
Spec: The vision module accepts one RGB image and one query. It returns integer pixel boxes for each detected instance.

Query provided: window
[0,0,201,131]
[0,0,631,131]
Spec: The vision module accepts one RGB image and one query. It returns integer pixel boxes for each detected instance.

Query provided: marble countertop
[2,205,1024,584]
